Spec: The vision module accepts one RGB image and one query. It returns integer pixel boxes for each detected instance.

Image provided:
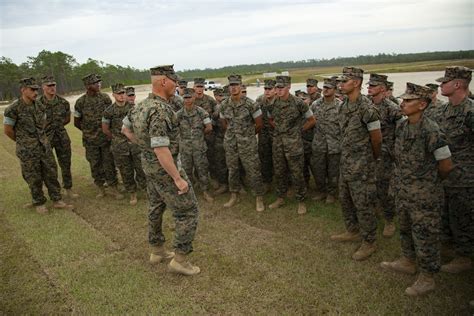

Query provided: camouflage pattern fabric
[169,95,183,112]
[176,105,211,191]
[3,98,62,205]
[256,94,274,184]
[40,94,73,189]
[219,96,264,195]
[424,98,446,122]
[213,102,228,185]
[124,93,199,254]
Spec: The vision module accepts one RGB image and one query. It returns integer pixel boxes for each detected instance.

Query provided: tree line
[1,49,473,101]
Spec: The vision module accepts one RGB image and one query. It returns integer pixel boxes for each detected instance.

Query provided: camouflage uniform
[176,104,212,191]
[424,98,446,122]
[311,92,342,197]
[40,93,73,190]
[256,91,274,185]
[213,90,229,186]
[169,94,183,112]
[303,78,320,186]
[3,78,62,205]
[103,99,146,193]
[124,78,198,254]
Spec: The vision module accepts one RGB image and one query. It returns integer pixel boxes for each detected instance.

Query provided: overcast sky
[1,0,473,71]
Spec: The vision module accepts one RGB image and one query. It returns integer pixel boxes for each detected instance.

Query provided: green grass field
[1,118,473,314]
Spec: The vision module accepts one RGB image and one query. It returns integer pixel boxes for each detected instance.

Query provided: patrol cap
[323,77,337,89]
[241,84,247,89]
[306,78,319,87]
[213,88,224,96]
[294,89,302,96]
[367,73,388,86]
[386,81,394,90]
[125,86,135,96]
[178,79,188,88]
[275,75,291,88]
[398,82,432,100]
[264,79,276,88]
[425,83,439,91]
[338,66,364,81]
[193,77,206,86]
[183,88,195,98]
[299,91,309,99]
[111,83,126,94]
[228,74,242,85]
[436,66,472,83]
[19,77,40,89]
[82,73,102,85]
[41,75,56,85]
[150,65,178,81]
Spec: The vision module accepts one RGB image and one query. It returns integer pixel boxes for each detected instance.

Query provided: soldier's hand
[174,177,189,195]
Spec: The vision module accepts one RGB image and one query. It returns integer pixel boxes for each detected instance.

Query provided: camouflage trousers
[303,139,317,188]
[112,145,146,193]
[214,136,228,185]
[397,184,443,273]
[272,138,306,201]
[84,142,118,187]
[146,167,199,254]
[339,179,377,243]
[181,147,210,192]
[375,152,395,221]
[311,152,340,196]
[224,137,264,196]
[50,132,73,189]
[258,132,273,184]
[205,133,217,181]
[442,187,474,256]
[18,147,62,205]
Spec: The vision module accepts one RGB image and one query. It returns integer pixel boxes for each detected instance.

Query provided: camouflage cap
[386,81,394,90]
[82,73,102,85]
[399,82,432,100]
[299,91,309,99]
[19,77,40,89]
[41,75,56,85]
[183,88,195,98]
[150,65,178,81]
[125,86,135,96]
[178,79,188,88]
[213,88,224,96]
[228,74,242,85]
[193,78,206,86]
[275,75,291,88]
[367,73,388,86]
[323,77,337,89]
[111,83,126,94]
[338,66,364,81]
[425,83,439,91]
[264,79,276,88]
[241,84,247,89]
[306,78,319,87]
[294,89,302,96]
[436,66,472,83]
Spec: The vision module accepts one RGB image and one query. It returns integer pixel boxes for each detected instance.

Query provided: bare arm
[204,123,212,135]
[302,115,316,132]
[154,147,189,195]
[4,125,15,141]
[101,123,113,140]
[438,158,454,179]
[254,116,263,134]
[219,118,228,131]
[269,117,275,129]
[369,129,382,159]
[74,117,82,130]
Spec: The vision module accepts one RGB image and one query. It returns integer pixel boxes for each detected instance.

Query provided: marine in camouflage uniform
[177,79,188,97]
[435,66,474,273]
[212,88,229,194]
[3,78,70,213]
[302,78,320,187]
[381,83,453,297]
[330,67,382,261]
[424,83,446,121]
[386,81,400,105]
[102,83,146,205]
[310,77,342,203]
[307,78,322,103]
[125,86,136,106]
[219,74,265,212]
[39,75,78,199]
[176,88,214,202]
[268,76,316,214]
[74,73,120,198]
[367,74,404,237]
[256,79,276,190]
[122,65,200,275]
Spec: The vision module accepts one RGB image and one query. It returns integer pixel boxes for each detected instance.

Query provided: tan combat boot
[108,186,124,200]
[405,273,435,296]
[149,245,175,264]
[269,197,285,209]
[96,186,106,198]
[214,184,228,195]
[441,256,472,274]
[312,192,327,201]
[129,193,138,206]
[325,194,336,204]
[168,253,200,276]
[330,230,361,242]
[352,241,377,261]
[65,189,79,199]
[256,196,265,212]
[380,256,417,275]
[382,220,396,238]
[297,202,307,215]
[203,191,215,203]
[53,200,74,210]
[223,193,239,208]
[35,204,49,214]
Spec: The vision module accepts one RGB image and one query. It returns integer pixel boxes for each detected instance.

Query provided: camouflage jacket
[39,95,70,140]
[373,97,404,156]
[103,102,135,154]
[256,94,275,137]
[309,92,321,104]
[176,105,211,150]
[74,92,112,146]
[194,94,218,121]
[219,96,261,145]
[339,94,381,182]
[424,98,446,123]
[388,95,400,105]
[214,102,226,140]
[3,98,50,159]
[394,116,450,187]
[311,97,342,154]
[436,97,474,187]
[169,95,183,112]
[123,93,179,176]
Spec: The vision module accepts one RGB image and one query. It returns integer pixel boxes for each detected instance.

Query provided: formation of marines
[3,64,473,296]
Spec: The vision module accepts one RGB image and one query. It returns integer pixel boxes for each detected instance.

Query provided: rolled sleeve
[433,145,451,161]
[150,136,170,148]
[74,110,82,118]
[367,120,381,131]
[304,109,313,119]
[3,116,16,126]
[101,117,110,124]
[122,116,132,129]
[252,109,262,119]
[219,112,225,119]
[203,117,212,125]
